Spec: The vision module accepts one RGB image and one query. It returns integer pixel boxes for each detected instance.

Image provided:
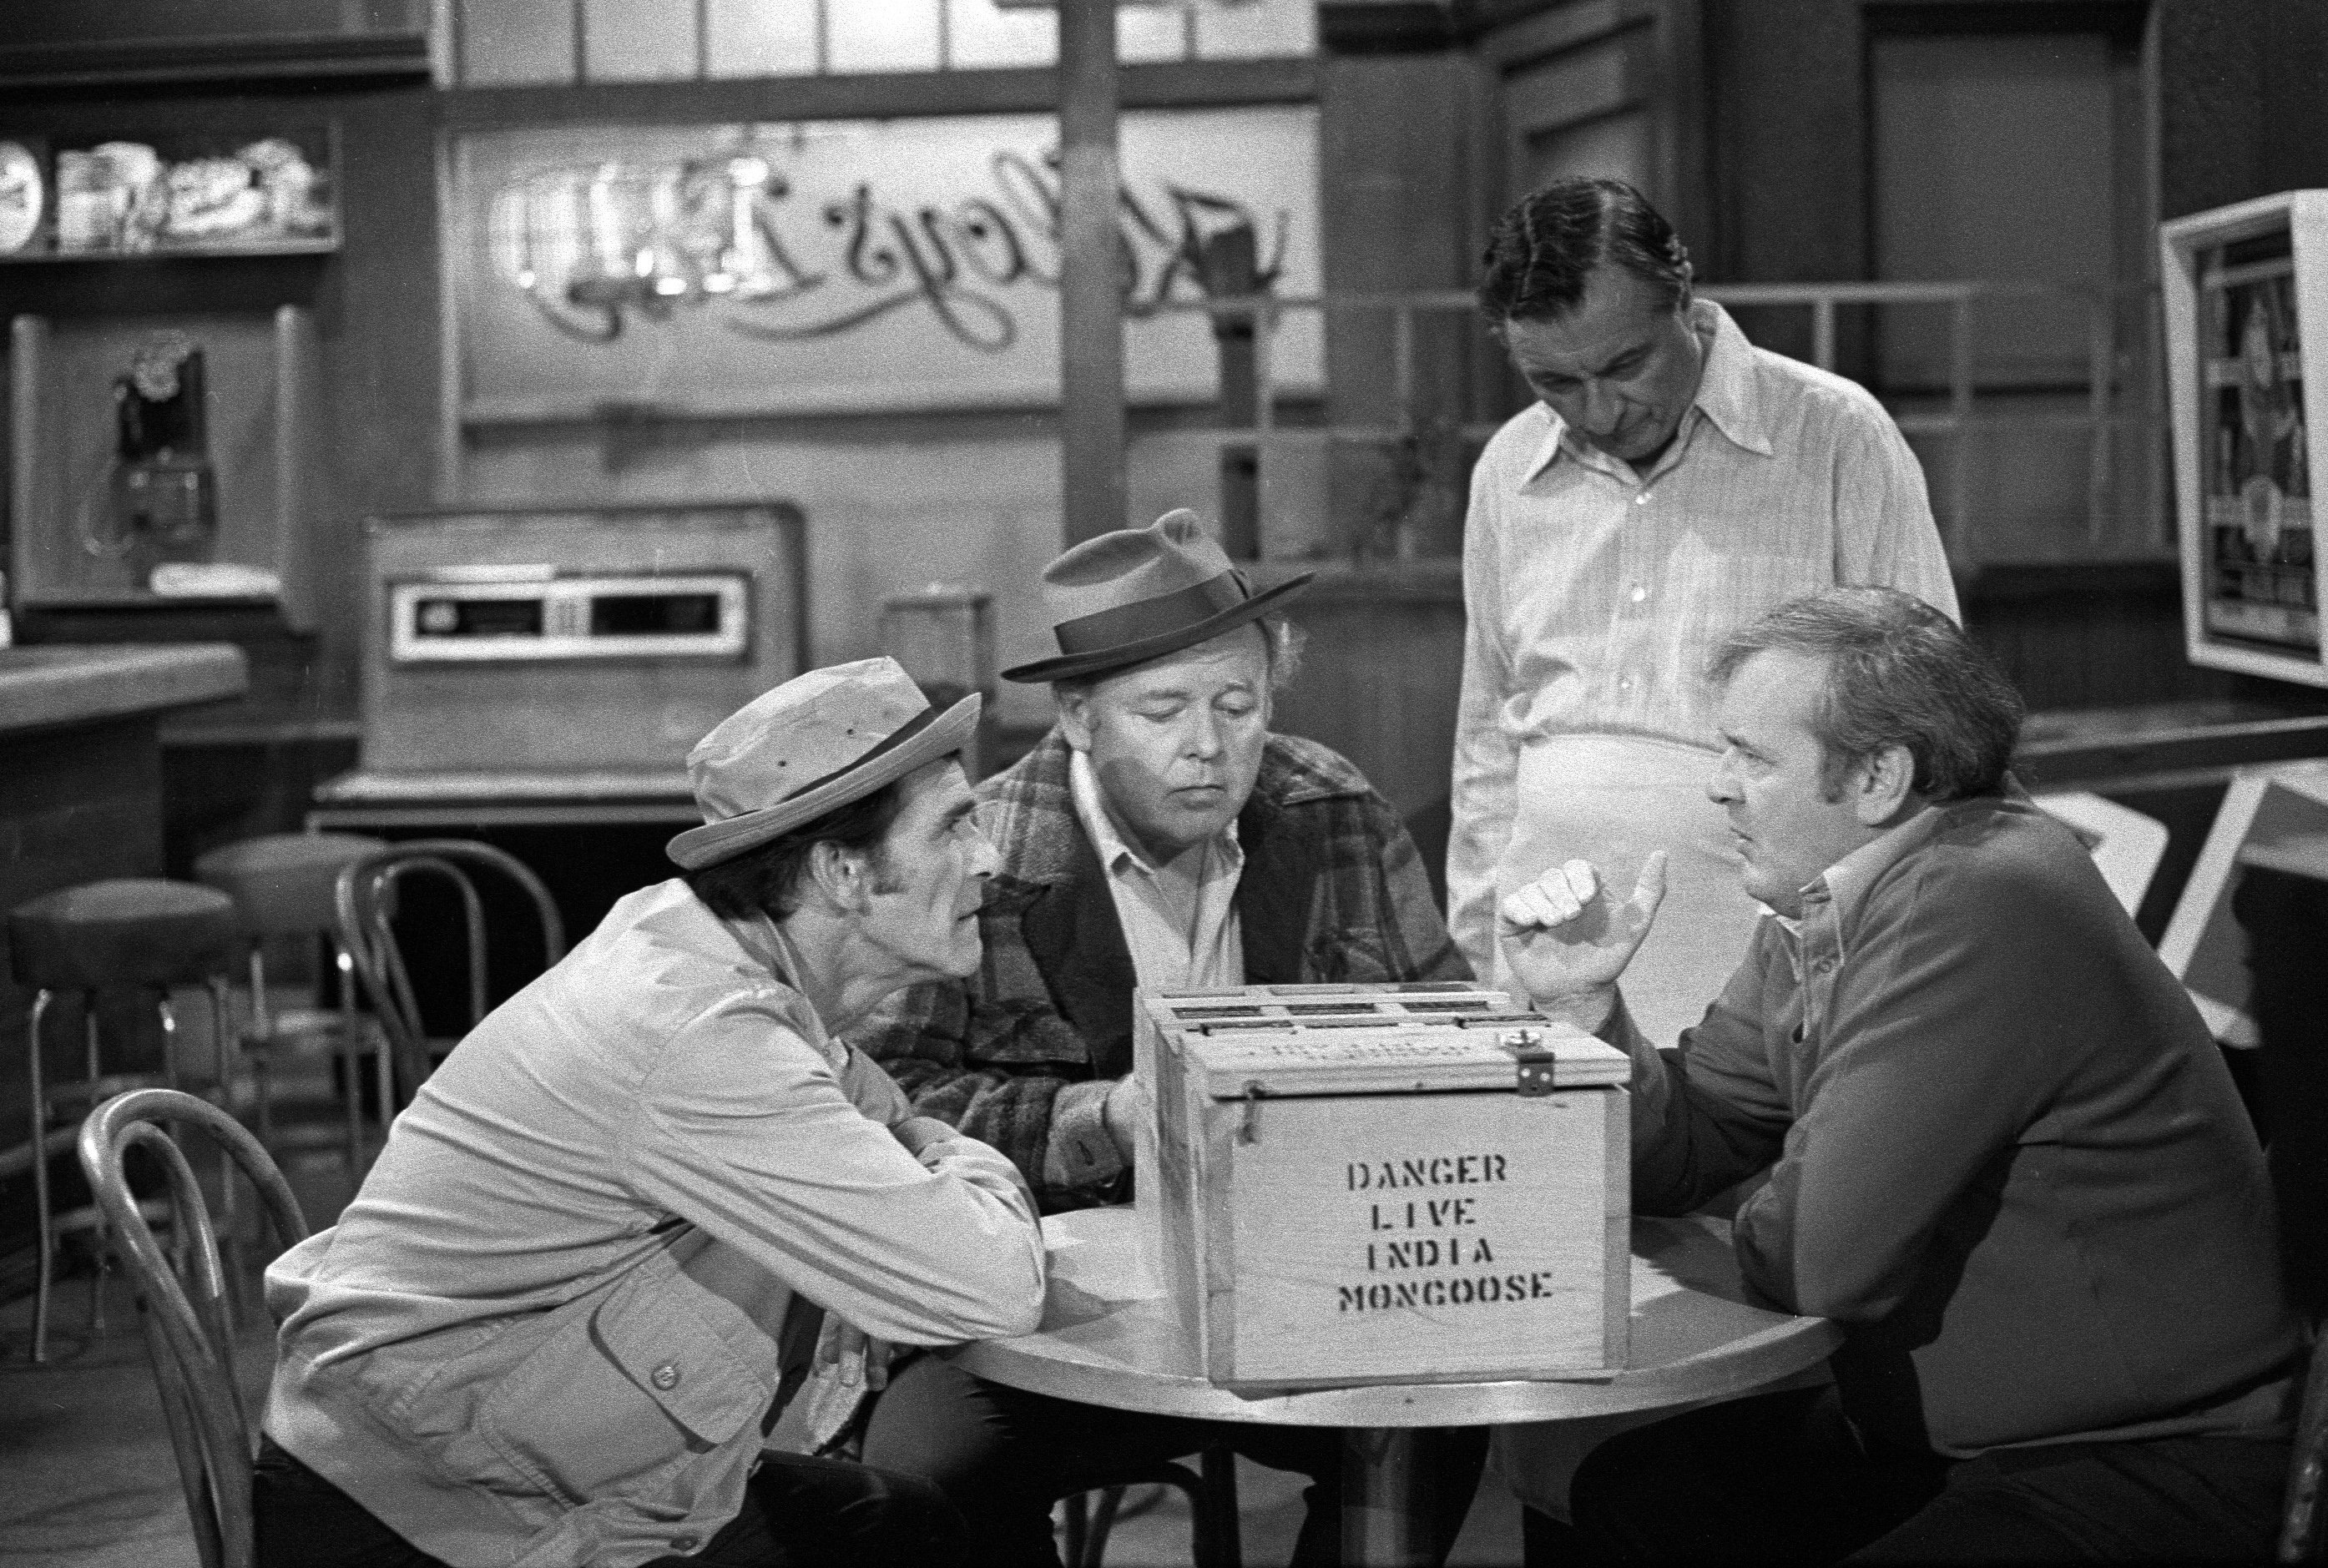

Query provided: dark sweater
[1617,792,2300,1457]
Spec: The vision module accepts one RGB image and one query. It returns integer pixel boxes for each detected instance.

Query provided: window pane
[583,0,697,79]
[949,0,1055,68]
[460,0,575,84]
[828,0,941,73]
[707,0,819,75]
[1872,33,2114,390]
[1194,0,1314,59]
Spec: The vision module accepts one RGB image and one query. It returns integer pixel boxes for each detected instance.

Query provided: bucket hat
[998,509,1310,684]
[666,657,979,870]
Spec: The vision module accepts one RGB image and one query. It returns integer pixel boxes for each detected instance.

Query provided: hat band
[1053,572,1250,656]
[759,703,947,814]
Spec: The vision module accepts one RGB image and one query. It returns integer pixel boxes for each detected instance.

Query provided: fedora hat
[665,657,980,871]
[1000,510,1311,684]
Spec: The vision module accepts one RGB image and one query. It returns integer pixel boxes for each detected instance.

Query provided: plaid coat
[847,727,1468,1208]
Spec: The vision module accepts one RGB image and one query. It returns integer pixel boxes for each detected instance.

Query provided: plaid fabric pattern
[846,728,1467,1208]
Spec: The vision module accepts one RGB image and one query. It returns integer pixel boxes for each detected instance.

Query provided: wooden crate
[1133,982,1630,1389]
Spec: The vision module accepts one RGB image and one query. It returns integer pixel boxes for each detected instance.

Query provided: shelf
[20,591,282,610]
[0,238,336,265]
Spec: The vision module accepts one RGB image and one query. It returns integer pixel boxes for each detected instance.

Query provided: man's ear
[1057,688,1093,752]
[804,839,873,914]
[1852,743,1917,826]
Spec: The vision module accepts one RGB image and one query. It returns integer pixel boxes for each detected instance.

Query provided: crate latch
[1502,1027,1558,1097]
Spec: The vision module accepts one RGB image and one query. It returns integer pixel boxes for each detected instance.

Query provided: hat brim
[665,693,982,871]
[999,573,1312,684]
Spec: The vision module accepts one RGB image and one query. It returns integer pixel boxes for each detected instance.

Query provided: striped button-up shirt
[1448,300,1958,1033]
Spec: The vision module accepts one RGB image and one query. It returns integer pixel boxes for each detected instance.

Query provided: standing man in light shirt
[1450,175,1959,1044]
[853,510,1482,1565]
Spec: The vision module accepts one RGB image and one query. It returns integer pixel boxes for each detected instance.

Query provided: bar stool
[8,878,238,1362]
[194,832,391,1175]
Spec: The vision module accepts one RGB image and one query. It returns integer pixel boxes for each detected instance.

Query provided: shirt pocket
[477,1264,769,1508]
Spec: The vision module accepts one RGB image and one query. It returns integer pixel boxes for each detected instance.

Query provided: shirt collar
[1516,299,1773,485]
[1687,300,1775,458]
[1066,746,1243,879]
[716,905,846,1068]
[1792,800,1953,960]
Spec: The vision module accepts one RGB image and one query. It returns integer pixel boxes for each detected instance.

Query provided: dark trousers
[251,1434,969,1568]
[860,1352,1488,1568]
[1539,1387,2290,1565]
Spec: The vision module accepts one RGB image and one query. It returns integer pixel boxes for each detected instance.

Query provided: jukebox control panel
[360,505,805,774]
[387,567,750,664]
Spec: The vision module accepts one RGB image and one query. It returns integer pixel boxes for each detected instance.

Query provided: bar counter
[0,643,247,1184]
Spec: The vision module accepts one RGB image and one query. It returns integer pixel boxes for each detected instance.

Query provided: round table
[948,1206,1840,1567]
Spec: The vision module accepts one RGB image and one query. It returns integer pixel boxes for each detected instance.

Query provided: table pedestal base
[1344,1428,1432,1568]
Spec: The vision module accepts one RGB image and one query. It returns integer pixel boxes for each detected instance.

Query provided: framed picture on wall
[442,106,1324,424]
[2161,189,2328,688]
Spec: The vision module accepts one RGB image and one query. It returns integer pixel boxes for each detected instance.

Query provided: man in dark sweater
[1497,587,2301,1562]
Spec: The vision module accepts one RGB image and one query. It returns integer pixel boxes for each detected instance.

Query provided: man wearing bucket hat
[255,658,1047,1568]
[850,511,1480,1565]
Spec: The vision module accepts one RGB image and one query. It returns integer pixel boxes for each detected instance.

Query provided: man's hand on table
[1497,851,1667,1035]
[1098,1076,1143,1165]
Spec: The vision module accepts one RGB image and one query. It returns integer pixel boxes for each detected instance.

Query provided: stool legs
[205,975,247,1325]
[22,980,233,1362]
[27,989,54,1363]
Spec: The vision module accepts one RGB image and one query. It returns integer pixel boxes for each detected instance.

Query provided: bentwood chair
[194,832,393,1174]
[1063,1445,1241,1568]
[333,840,564,1107]
[78,1087,310,1568]
[2283,1318,2328,1562]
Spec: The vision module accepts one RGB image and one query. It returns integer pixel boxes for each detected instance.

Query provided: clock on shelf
[0,138,47,255]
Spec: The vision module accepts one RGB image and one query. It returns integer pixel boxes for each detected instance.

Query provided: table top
[949,1207,1839,1429]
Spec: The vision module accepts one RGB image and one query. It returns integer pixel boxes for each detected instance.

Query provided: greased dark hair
[1478,176,1694,323]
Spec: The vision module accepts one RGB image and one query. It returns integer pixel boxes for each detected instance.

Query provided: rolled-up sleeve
[623,991,1046,1346]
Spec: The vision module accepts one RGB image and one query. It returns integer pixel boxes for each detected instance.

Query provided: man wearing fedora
[255,659,1047,1568]
[852,511,1479,1565]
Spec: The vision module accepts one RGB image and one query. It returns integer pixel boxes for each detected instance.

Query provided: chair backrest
[334,840,566,1107]
[78,1088,310,1568]
[2033,789,2172,920]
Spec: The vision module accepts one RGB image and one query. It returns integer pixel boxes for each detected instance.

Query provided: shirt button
[1617,677,1634,692]
[1629,585,1647,603]
[651,1363,681,1390]
[1635,492,1651,506]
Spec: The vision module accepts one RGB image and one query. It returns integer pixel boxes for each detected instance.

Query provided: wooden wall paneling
[1701,0,1866,364]
[1318,50,1477,557]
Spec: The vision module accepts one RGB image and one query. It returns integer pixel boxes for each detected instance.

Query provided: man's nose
[1581,379,1621,433]
[1185,708,1224,758]
[1707,756,1740,804]
[967,823,1002,880]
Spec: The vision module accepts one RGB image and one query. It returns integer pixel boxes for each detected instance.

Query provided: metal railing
[1156,277,2165,559]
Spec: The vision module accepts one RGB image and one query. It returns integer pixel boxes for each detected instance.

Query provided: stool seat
[8,880,239,991]
[194,833,387,935]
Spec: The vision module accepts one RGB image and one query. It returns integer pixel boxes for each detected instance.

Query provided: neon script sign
[487,133,1290,349]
